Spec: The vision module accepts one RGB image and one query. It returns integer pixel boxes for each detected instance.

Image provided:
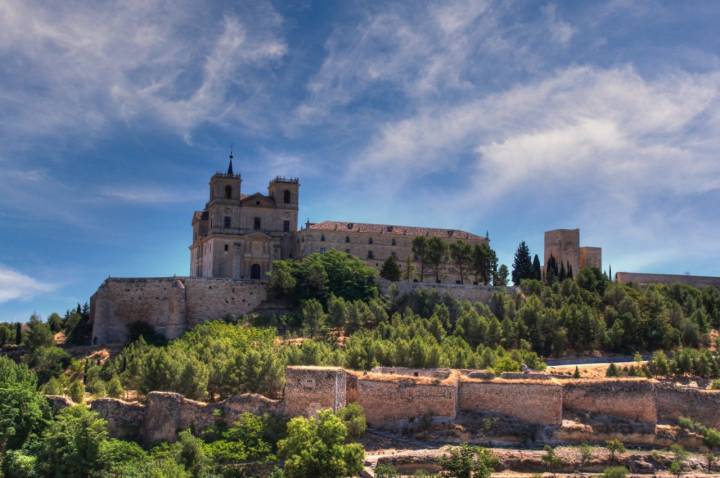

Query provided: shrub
[602,466,628,478]
[337,403,367,439]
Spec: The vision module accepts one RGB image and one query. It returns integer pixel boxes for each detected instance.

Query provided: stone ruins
[53,366,720,449]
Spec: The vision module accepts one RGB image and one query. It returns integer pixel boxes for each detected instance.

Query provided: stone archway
[250,263,261,280]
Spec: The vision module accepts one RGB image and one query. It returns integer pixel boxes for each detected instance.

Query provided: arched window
[345,236,350,243]
[367,250,374,259]
[368,237,373,244]
[250,264,261,280]
[224,185,232,199]
[391,238,397,246]
[321,234,325,242]
[283,189,291,204]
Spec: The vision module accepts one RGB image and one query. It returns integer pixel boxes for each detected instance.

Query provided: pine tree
[532,255,542,280]
[573,366,581,378]
[380,255,401,282]
[511,241,533,285]
[411,236,428,282]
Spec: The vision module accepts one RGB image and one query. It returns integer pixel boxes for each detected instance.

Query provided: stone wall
[356,373,458,427]
[90,277,267,344]
[90,398,146,440]
[615,272,720,289]
[379,279,515,303]
[562,379,657,424]
[544,229,580,275]
[283,366,346,418]
[656,383,720,429]
[458,378,563,426]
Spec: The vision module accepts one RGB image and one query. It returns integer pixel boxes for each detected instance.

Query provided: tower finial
[227,145,234,175]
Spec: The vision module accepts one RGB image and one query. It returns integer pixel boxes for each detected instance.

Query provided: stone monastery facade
[190,157,487,283]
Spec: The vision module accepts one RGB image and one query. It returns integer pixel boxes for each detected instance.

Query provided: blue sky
[1,0,720,321]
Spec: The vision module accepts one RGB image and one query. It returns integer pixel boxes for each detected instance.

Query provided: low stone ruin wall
[283,366,346,418]
[90,398,146,440]
[656,383,720,429]
[563,379,657,424]
[458,378,563,426]
[356,373,458,427]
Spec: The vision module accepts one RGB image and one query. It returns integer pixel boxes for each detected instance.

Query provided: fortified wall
[90,277,266,344]
[59,366,720,446]
[615,272,720,289]
[379,279,516,303]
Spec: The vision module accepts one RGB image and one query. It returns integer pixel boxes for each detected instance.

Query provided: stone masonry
[68,366,720,446]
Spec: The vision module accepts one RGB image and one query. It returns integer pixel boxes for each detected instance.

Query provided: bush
[439,444,497,478]
[69,379,85,403]
[337,403,367,439]
[602,466,628,478]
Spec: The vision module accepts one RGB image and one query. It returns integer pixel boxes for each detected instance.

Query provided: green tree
[268,260,298,299]
[438,444,497,478]
[301,299,328,338]
[27,346,71,384]
[449,241,473,284]
[278,409,364,478]
[546,255,559,284]
[337,403,367,440]
[107,375,124,398]
[605,438,625,463]
[541,445,562,477]
[606,363,619,377]
[412,236,429,281]
[495,264,509,287]
[47,313,64,333]
[38,406,108,478]
[69,379,85,403]
[574,366,581,379]
[426,237,448,283]
[0,357,49,451]
[511,241,533,285]
[579,442,593,470]
[375,463,400,478]
[380,255,402,282]
[532,254,542,280]
[25,314,54,351]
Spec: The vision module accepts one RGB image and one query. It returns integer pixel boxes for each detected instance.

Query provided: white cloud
[101,187,205,204]
[0,0,286,145]
[0,266,55,303]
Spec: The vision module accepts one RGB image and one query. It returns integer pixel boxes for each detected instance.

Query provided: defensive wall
[615,272,720,289]
[51,366,720,446]
[91,277,518,345]
[379,279,516,303]
[90,277,266,344]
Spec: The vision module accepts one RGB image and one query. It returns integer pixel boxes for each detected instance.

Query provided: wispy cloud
[101,187,205,204]
[0,265,55,304]
[0,0,287,146]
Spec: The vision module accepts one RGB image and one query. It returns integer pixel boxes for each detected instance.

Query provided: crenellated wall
[90,277,267,344]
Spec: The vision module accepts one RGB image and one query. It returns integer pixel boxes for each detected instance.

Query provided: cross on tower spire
[227,146,234,175]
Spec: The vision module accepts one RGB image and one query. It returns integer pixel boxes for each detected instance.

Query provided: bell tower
[209,152,242,202]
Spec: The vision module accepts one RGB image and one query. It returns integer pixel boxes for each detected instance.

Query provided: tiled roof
[307,221,485,241]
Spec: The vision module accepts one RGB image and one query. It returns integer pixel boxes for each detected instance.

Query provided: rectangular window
[254,217,261,230]
[223,216,231,228]
[283,220,290,232]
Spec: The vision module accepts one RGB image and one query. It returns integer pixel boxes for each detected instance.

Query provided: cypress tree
[511,241,533,285]
[559,261,566,281]
[532,255,542,280]
[567,262,573,279]
[546,255,559,284]
[15,322,22,345]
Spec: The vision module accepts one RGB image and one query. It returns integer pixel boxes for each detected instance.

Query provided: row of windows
[222,216,291,232]
[224,186,294,204]
[318,247,397,261]
[319,234,397,246]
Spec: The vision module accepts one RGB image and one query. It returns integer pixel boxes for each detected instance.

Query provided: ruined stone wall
[355,373,458,427]
[90,278,188,344]
[379,279,515,303]
[91,277,267,344]
[562,379,657,424]
[656,384,720,429]
[371,367,452,379]
[90,398,146,441]
[615,272,720,289]
[283,366,346,418]
[458,378,563,426]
